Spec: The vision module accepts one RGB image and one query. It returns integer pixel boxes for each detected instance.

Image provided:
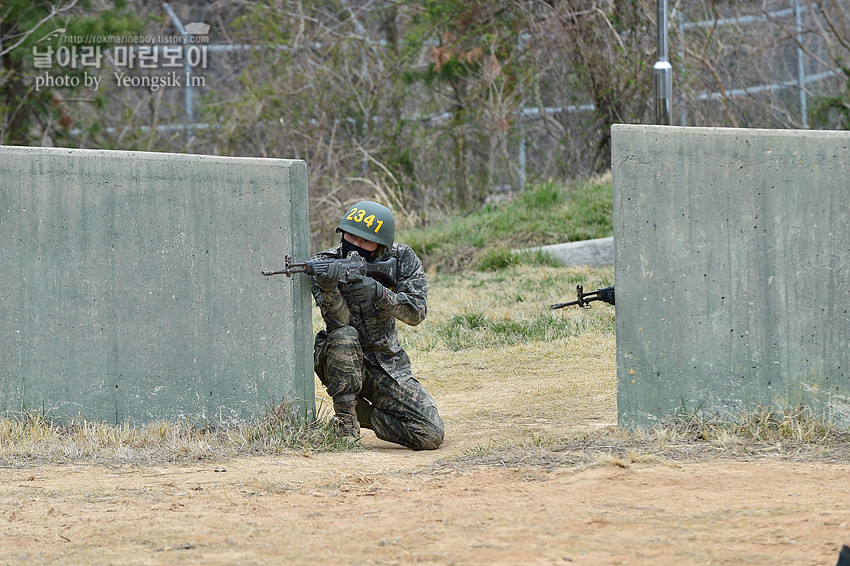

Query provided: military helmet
[336,200,395,249]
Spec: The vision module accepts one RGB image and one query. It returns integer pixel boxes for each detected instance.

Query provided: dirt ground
[1,341,849,565]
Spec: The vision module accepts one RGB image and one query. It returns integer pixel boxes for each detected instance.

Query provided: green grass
[435,309,613,351]
[396,264,616,352]
[398,175,613,273]
[476,247,563,271]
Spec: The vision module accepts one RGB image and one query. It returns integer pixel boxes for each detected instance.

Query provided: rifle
[261,252,397,288]
[551,284,615,309]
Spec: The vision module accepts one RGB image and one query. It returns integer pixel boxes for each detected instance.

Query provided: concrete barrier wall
[613,126,850,429]
[0,146,314,425]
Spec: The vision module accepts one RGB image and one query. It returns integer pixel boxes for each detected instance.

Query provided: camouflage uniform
[311,243,444,450]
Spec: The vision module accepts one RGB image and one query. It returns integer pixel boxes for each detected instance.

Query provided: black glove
[315,262,343,292]
[347,272,385,302]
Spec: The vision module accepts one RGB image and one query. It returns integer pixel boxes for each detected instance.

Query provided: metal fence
[134,2,847,129]
[678,0,837,127]
[73,1,849,203]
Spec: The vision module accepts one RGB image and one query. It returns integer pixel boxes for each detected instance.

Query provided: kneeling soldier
[311,201,444,450]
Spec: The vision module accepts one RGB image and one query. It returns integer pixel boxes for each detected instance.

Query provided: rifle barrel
[551,299,582,309]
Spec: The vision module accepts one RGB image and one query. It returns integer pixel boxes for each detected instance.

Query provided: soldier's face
[343,232,379,251]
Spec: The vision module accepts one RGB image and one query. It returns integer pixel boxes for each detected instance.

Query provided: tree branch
[0,0,79,58]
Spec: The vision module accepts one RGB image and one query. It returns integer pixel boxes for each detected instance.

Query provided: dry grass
[413,335,616,431]
[434,407,850,474]
[663,404,840,447]
[0,403,361,467]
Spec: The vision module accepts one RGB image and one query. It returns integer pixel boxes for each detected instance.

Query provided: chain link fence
[55,1,850,232]
[673,0,847,129]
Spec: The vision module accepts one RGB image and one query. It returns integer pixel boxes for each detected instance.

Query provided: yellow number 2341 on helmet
[336,200,395,249]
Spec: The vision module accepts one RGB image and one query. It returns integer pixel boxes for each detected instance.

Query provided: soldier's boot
[330,395,360,438]
[355,396,375,430]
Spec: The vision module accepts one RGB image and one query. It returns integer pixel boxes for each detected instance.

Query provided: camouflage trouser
[314,325,444,450]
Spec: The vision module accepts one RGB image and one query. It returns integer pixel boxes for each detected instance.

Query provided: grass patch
[436,406,850,473]
[476,247,563,271]
[397,264,615,352]
[399,175,613,273]
[0,402,362,467]
[667,404,838,445]
[436,309,613,351]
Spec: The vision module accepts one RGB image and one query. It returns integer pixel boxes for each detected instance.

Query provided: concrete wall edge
[0,144,305,169]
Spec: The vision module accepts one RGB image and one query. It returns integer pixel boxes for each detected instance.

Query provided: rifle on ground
[551,285,615,309]
[262,252,397,287]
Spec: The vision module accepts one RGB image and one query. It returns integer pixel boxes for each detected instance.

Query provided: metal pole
[163,3,194,135]
[678,12,687,126]
[654,0,672,125]
[795,0,808,127]
[518,34,526,191]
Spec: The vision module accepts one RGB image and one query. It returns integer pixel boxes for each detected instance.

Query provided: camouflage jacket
[310,243,427,381]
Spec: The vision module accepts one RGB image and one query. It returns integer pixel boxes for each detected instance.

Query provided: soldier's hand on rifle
[347,272,385,302]
[315,262,343,292]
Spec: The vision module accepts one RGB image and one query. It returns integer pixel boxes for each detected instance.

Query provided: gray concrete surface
[527,237,614,267]
[613,125,850,429]
[0,146,313,424]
